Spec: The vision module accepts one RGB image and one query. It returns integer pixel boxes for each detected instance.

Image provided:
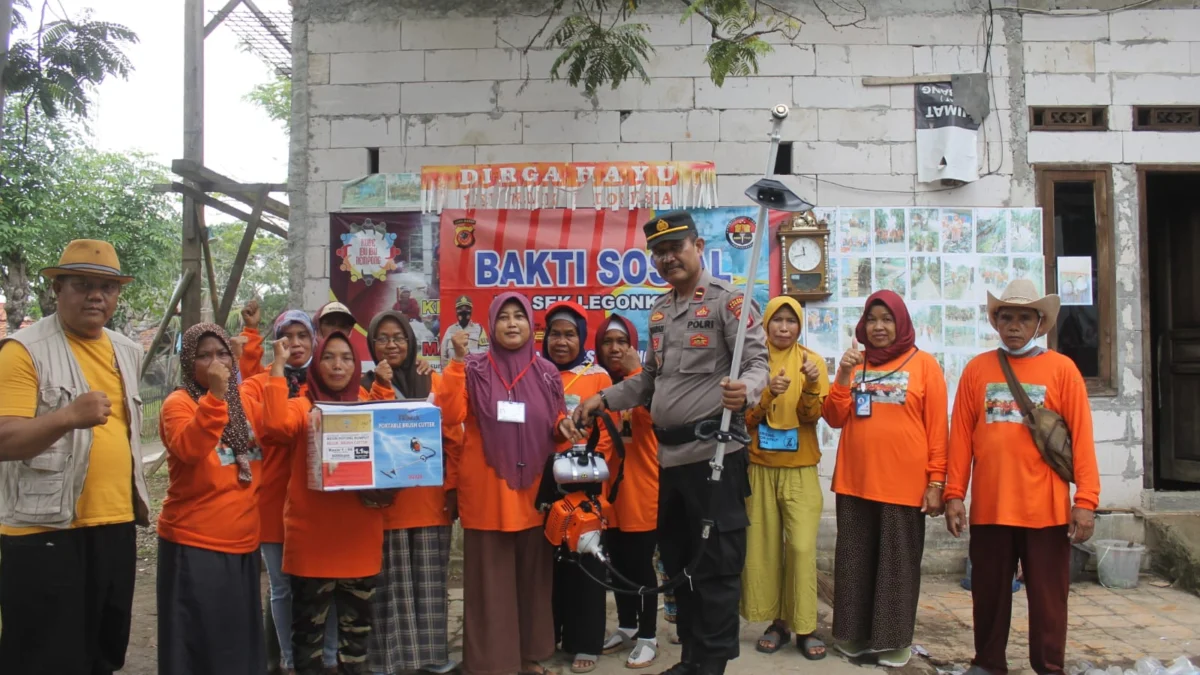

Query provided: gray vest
[0,315,151,529]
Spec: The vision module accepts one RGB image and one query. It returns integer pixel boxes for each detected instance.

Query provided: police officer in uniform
[569,211,769,675]
[440,295,488,365]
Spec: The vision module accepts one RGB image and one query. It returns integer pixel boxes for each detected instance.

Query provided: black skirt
[157,537,268,675]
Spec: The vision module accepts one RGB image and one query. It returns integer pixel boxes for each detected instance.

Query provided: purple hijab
[464,292,566,491]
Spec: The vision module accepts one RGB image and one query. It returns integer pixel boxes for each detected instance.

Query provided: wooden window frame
[1035,166,1118,397]
[1029,106,1109,132]
[1133,106,1200,132]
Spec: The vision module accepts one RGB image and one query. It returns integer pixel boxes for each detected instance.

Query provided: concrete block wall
[291,1,1200,513]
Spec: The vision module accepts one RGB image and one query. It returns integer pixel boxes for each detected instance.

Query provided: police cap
[643,211,698,246]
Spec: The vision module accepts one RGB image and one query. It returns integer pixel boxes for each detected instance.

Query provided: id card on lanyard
[853,385,872,418]
[490,353,535,424]
[757,423,799,451]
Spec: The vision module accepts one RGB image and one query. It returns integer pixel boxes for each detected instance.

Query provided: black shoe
[653,663,698,675]
[696,659,728,675]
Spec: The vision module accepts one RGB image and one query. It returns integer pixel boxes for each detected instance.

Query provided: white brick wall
[425,113,523,146]
[1023,42,1095,74]
[523,112,620,144]
[721,109,818,142]
[1025,73,1111,105]
[330,51,424,84]
[1027,132,1123,163]
[1113,74,1200,104]
[817,109,914,142]
[1109,9,1200,42]
[695,77,793,110]
[621,110,719,143]
[400,18,497,51]
[793,76,890,109]
[401,82,495,114]
[309,84,400,116]
[424,49,522,82]
[309,22,401,54]
[1096,42,1191,74]
[815,45,914,77]
[1022,14,1108,42]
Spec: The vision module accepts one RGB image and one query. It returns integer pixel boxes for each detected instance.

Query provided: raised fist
[208,362,231,401]
[229,336,248,362]
[241,300,262,329]
[451,331,470,360]
[374,360,393,384]
[67,391,112,429]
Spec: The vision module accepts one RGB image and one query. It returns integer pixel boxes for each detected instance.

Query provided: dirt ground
[121,470,1199,674]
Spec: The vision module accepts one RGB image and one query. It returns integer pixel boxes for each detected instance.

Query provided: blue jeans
[261,543,338,668]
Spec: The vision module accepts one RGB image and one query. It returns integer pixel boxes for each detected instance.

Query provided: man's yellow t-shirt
[0,333,135,535]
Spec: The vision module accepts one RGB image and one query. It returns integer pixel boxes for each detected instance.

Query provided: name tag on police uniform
[757,424,799,451]
[498,400,526,423]
[853,386,872,418]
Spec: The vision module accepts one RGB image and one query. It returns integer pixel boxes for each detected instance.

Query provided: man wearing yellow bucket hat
[0,239,150,674]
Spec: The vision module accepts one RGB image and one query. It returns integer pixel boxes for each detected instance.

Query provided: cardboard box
[307,400,443,491]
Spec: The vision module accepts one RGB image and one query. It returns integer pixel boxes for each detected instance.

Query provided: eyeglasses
[63,277,121,297]
[373,336,408,346]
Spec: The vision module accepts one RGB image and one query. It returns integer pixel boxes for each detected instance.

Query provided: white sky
[53,0,291,184]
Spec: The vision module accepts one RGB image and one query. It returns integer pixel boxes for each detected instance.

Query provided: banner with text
[438,208,786,362]
[915,82,980,184]
[420,161,718,213]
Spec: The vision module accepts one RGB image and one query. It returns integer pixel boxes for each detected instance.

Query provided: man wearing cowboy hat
[0,239,151,674]
[943,279,1100,675]
[440,295,487,366]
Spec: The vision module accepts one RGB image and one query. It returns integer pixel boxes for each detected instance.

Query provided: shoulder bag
[996,350,1075,483]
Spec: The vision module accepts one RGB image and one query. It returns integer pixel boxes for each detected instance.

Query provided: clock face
[788,237,823,273]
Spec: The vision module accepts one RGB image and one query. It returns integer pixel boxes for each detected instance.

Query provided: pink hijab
[464,292,566,490]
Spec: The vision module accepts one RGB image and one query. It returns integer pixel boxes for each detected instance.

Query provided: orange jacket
[262,376,395,579]
[379,361,468,530]
[946,350,1100,527]
[608,367,658,533]
[240,327,266,379]
[822,348,948,508]
[157,390,265,554]
[239,371,297,544]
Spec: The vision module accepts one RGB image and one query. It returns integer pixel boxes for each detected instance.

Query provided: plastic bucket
[1069,543,1093,583]
[1094,539,1145,589]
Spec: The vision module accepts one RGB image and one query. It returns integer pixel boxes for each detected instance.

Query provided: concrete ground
[437,576,1200,675]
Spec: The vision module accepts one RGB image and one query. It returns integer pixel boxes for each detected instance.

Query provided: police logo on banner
[725,216,756,250]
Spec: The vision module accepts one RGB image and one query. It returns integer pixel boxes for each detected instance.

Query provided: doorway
[1145,170,1200,488]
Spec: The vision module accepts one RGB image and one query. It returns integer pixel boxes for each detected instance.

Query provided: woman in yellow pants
[740,296,830,660]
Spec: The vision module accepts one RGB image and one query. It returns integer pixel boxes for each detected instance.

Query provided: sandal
[626,638,658,669]
[520,665,559,675]
[798,634,827,661]
[604,627,636,654]
[755,622,791,654]
[571,654,598,674]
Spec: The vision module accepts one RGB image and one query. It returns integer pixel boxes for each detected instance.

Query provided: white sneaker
[603,627,636,654]
[626,638,658,669]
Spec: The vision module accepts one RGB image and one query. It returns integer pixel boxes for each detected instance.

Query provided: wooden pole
[216,188,268,327]
[139,269,195,382]
[181,0,205,332]
[200,226,220,318]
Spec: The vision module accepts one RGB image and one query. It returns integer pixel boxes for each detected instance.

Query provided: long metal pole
[709,104,789,482]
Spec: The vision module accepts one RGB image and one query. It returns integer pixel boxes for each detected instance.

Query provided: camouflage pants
[291,575,376,675]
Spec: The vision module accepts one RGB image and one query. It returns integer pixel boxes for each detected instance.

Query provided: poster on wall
[805,206,1045,452]
[1057,256,1093,306]
[437,207,787,361]
[915,82,980,184]
[329,212,442,366]
[341,173,424,210]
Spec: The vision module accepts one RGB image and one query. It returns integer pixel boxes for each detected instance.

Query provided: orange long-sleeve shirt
[946,350,1100,527]
[823,348,948,508]
[157,390,265,554]
[240,327,266,379]
[443,365,582,533]
[239,371,297,544]
[380,361,468,531]
[609,367,658,533]
[263,376,395,579]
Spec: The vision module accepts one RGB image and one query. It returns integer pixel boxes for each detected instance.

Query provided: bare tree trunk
[34,279,55,317]
[1,251,31,333]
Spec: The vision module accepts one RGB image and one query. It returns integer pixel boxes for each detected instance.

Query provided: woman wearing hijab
[594,314,661,669]
[542,302,616,675]
[238,308,340,674]
[364,311,469,675]
[262,332,396,674]
[821,290,948,668]
[157,323,267,674]
[740,297,829,660]
[442,292,567,675]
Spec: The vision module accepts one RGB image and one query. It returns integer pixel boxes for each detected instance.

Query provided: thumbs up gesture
[836,340,866,386]
[768,367,792,397]
[800,350,820,384]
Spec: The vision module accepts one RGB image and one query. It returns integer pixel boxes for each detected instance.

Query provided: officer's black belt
[652,415,745,446]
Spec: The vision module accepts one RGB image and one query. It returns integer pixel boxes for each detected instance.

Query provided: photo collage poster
[802,206,1045,453]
